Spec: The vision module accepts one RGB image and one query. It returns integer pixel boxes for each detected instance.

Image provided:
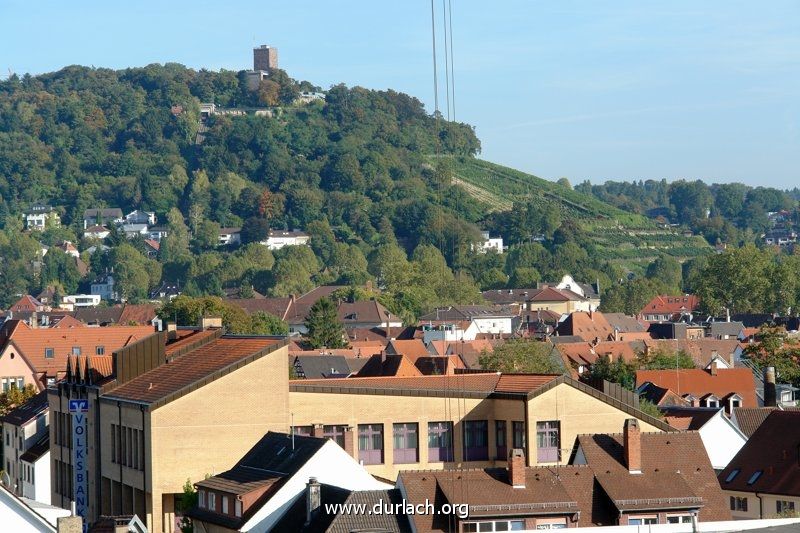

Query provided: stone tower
[253,45,278,71]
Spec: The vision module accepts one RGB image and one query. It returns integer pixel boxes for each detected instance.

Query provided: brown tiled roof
[9,295,43,313]
[50,315,85,328]
[495,373,561,393]
[730,406,800,437]
[556,312,615,342]
[576,431,730,521]
[640,295,700,316]
[719,411,800,496]
[105,336,282,404]
[637,382,690,407]
[295,285,346,305]
[292,373,504,398]
[338,300,393,325]
[1,320,155,379]
[642,339,741,367]
[0,390,49,426]
[73,306,125,325]
[414,355,465,376]
[661,407,720,431]
[636,368,757,407]
[348,327,389,343]
[118,304,156,325]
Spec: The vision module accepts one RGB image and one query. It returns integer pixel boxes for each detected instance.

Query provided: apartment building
[1,391,50,504]
[48,324,290,533]
[289,373,672,481]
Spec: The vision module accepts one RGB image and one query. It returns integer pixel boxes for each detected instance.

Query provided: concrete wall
[148,344,289,533]
[723,489,800,519]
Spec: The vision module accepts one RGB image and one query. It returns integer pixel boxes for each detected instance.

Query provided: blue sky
[1,1,798,187]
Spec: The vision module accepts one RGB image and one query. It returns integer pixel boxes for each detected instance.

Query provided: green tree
[478,339,562,374]
[744,326,800,385]
[305,297,346,349]
[695,245,773,314]
[582,356,637,390]
[637,348,696,370]
[0,384,37,416]
[250,311,289,335]
[176,478,198,533]
[645,255,682,292]
[111,243,161,302]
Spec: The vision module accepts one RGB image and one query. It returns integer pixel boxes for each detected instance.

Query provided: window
[235,500,242,517]
[358,424,384,465]
[730,496,748,512]
[393,423,418,464]
[199,490,206,509]
[747,471,762,485]
[777,501,795,514]
[221,495,229,514]
[323,425,346,448]
[628,516,658,525]
[292,425,313,437]
[208,492,216,511]
[463,420,489,461]
[495,421,507,460]
[72,346,82,356]
[45,348,54,359]
[667,515,693,524]
[513,421,526,450]
[536,421,560,463]
[463,520,525,531]
[724,469,740,483]
[96,346,105,355]
[705,396,719,408]
[428,421,453,462]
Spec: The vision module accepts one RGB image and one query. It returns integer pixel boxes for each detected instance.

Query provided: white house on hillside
[261,230,310,250]
[473,231,504,254]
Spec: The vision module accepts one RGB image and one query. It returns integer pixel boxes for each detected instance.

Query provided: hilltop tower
[253,45,278,71]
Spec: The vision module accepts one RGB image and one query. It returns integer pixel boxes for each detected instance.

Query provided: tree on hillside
[695,245,773,314]
[645,255,682,292]
[600,278,669,315]
[305,297,346,349]
[159,295,253,334]
[478,339,562,374]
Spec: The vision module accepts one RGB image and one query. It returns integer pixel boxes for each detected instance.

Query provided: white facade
[121,223,149,237]
[2,411,49,504]
[125,210,156,225]
[83,227,110,240]
[237,440,391,532]
[91,275,117,301]
[695,409,747,471]
[25,209,59,231]
[219,230,242,246]
[261,231,311,250]
[473,231,504,254]
[0,484,66,533]
[21,451,50,505]
[62,294,101,308]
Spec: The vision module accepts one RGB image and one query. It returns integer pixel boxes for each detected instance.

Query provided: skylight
[724,469,739,483]
[747,471,762,485]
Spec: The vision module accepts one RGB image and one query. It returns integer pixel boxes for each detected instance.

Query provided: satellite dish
[0,471,11,489]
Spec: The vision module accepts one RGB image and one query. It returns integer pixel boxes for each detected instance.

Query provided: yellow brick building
[49,326,289,533]
[289,373,671,480]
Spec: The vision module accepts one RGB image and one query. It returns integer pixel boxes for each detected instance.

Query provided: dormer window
[45,348,54,359]
[72,346,82,356]
[704,395,719,408]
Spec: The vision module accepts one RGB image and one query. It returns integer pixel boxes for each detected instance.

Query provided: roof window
[724,469,739,483]
[747,471,762,485]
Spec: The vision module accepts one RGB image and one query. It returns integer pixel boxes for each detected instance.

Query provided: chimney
[200,316,223,330]
[30,312,38,329]
[709,362,718,376]
[166,322,178,341]
[764,366,777,407]
[305,477,322,525]
[623,419,642,474]
[508,448,526,488]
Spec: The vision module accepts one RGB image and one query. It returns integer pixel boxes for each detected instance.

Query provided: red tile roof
[1,320,155,380]
[386,339,429,361]
[635,368,757,407]
[9,295,43,313]
[105,336,282,404]
[556,311,615,342]
[355,354,422,378]
[640,294,700,317]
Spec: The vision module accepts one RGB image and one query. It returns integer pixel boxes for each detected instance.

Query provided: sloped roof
[576,431,730,521]
[603,313,647,333]
[20,434,49,463]
[0,320,155,378]
[731,406,800,437]
[104,336,283,404]
[118,304,157,325]
[386,339,429,361]
[0,390,49,426]
[326,489,412,532]
[227,297,294,320]
[642,338,741,367]
[293,355,352,379]
[9,295,42,313]
[556,312,614,342]
[635,368,757,407]
[719,411,800,496]
[355,354,422,378]
[660,406,721,430]
[640,295,700,316]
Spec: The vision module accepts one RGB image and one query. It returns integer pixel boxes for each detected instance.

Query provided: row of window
[44,346,106,358]
[1,377,24,392]
[628,515,692,525]
[53,411,73,447]
[54,459,73,497]
[198,489,243,517]
[294,420,560,465]
[111,424,145,471]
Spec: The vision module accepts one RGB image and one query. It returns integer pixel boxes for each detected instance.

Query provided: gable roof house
[719,411,800,519]
[636,367,758,411]
[555,310,615,343]
[1,391,51,504]
[49,324,292,533]
[0,320,155,391]
[418,305,517,343]
[187,432,390,532]
[398,419,729,531]
[660,406,747,471]
[639,294,700,322]
[82,208,123,229]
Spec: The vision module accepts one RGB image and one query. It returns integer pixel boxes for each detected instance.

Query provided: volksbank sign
[69,398,89,532]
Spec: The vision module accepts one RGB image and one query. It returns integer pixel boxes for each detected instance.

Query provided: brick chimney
[709,362,718,376]
[623,419,642,474]
[764,366,777,407]
[508,448,526,488]
[305,477,321,525]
